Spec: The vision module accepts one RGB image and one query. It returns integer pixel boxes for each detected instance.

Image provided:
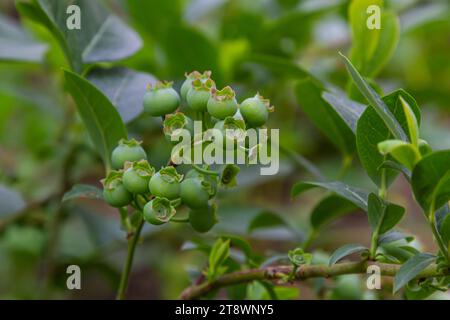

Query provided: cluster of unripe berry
[101,138,218,232]
[101,71,274,233]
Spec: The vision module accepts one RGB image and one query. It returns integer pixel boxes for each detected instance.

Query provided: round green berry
[143,197,176,225]
[180,178,211,209]
[207,86,238,120]
[143,82,180,117]
[240,94,273,127]
[122,160,155,194]
[102,171,132,207]
[111,139,147,170]
[189,204,218,233]
[186,78,215,112]
[148,166,182,199]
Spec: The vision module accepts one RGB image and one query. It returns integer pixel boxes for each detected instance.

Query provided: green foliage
[17,0,141,72]
[64,70,128,170]
[329,244,368,266]
[393,253,436,293]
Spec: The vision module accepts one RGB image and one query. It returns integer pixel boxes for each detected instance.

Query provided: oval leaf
[87,67,157,123]
[356,89,421,186]
[412,150,450,212]
[64,70,127,170]
[329,244,368,266]
[291,181,369,211]
[393,253,435,293]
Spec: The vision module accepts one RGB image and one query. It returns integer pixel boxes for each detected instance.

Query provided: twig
[180,261,447,300]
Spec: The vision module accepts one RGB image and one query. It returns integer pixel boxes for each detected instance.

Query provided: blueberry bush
[0,0,449,300]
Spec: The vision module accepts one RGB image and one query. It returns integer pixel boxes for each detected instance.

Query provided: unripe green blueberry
[148,166,183,199]
[213,117,246,150]
[122,160,155,194]
[163,112,194,144]
[180,71,211,100]
[180,178,212,209]
[143,81,180,117]
[240,93,273,128]
[207,86,238,120]
[143,197,176,225]
[102,171,132,207]
[189,204,218,233]
[186,78,215,112]
[111,139,147,170]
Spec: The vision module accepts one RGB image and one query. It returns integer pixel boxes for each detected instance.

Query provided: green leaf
[379,244,419,263]
[367,193,405,235]
[378,139,421,171]
[62,184,103,202]
[356,89,421,186]
[348,0,383,72]
[0,185,26,218]
[341,53,407,141]
[393,253,436,293]
[322,90,367,133]
[295,78,356,155]
[363,11,399,77]
[399,96,419,147]
[64,69,127,170]
[348,1,399,77]
[208,238,230,280]
[87,67,156,123]
[378,160,411,181]
[291,181,369,211]
[411,150,450,212]
[378,231,414,245]
[329,244,368,266]
[310,195,358,230]
[248,211,290,233]
[440,215,450,250]
[0,13,47,62]
[18,0,141,72]
[221,235,253,261]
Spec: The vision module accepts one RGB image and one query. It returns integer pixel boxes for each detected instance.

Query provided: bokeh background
[0,0,449,299]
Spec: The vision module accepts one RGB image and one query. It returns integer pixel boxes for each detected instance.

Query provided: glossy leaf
[348,0,382,72]
[64,70,127,170]
[295,78,355,155]
[329,244,368,266]
[322,90,366,133]
[378,139,420,171]
[393,253,436,293]
[367,193,405,234]
[310,195,358,230]
[0,13,47,62]
[378,231,414,245]
[0,185,26,218]
[378,160,411,181]
[341,53,407,141]
[291,181,369,211]
[18,0,142,72]
[411,150,450,212]
[400,96,419,146]
[356,89,421,186]
[62,184,103,202]
[88,67,157,123]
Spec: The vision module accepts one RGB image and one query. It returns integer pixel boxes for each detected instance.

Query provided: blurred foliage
[0,0,449,299]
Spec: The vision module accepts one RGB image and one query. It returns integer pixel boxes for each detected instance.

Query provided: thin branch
[180,261,447,300]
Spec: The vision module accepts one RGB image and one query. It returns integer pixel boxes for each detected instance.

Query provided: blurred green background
[0,0,449,299]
